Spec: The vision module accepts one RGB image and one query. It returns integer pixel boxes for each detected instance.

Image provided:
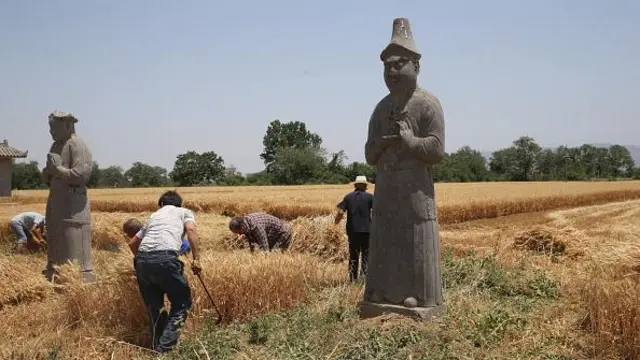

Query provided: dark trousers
[348,232,369,282]
[134,251,193,353]
[271,231,292,251]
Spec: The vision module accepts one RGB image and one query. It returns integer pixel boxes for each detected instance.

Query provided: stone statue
[43,111,95,283]
[359,18,445,320]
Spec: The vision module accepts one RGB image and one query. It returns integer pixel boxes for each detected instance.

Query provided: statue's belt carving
[50,185,87,196]
[382,162,429,172]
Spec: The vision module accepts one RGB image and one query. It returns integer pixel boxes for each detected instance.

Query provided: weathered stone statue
[359,18,445,320]
[43,111,95,283]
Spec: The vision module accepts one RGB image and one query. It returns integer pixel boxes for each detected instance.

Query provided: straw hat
[352,175,369,185]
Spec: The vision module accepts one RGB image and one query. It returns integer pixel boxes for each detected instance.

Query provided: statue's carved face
[49,119,73,142]
[383,54,418,94]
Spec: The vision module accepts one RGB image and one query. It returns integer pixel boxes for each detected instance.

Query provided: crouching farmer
[229,212,292,252]
[9,211,46,253]
[126,190,202,353]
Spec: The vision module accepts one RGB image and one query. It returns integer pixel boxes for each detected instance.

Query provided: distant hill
[479,144,640,166]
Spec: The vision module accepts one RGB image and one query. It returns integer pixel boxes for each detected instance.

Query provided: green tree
[323,150,351,184]
[11,161,44,189]
[511,136,542,180]
[578,144,599,178]
[269,147,328,185]
[536,149,556,180]
[260,120,323,171]
[245,171,274,185]
[449,146,490,182]
[489,147,518,180]
[87,162,101,188]
[432,153,454,182]
[125,162,169,187]
[220,165,246,186]
[607,144,635,178]
[99,166,128,188]
[554,146,587,180]
[594,147,613,178]
[490,137,541,181]
[343,162,376,184]
[170,150,226,186]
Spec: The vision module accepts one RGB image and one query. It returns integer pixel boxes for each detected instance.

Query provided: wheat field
[1,181,639,359]
[8,181,640,222]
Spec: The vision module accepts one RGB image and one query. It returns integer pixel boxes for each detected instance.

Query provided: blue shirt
[11,212,45,230]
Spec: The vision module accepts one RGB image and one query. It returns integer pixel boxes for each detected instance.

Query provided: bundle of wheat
[289,215,348,261]
[0,254,53,309]
[513,227,568,254]
[220,232,247,249]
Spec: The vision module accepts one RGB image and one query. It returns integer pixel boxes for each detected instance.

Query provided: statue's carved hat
[49,111,78,123]
[380,17,421,61]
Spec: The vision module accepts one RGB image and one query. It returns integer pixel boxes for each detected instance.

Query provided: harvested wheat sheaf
[0,255,54,309]
[289,215,348,261]
[580,244,640,360]
[513,226,579,255]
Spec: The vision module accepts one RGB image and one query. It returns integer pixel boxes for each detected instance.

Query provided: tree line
[11,120,640,190]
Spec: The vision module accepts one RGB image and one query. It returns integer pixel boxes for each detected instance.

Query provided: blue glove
[179,238,191,255]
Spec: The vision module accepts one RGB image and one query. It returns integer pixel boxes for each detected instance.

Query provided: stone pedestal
[81,271,96,283]
[358,301,444,321]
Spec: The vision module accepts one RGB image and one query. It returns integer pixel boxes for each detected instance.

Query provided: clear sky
[1,0,638,174]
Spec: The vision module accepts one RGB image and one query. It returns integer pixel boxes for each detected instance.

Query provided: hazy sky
[1,1,638,174]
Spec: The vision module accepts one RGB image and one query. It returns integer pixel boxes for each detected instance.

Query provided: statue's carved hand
[45,153,64,176]
[397,121,414,144]
[47,153,62,167]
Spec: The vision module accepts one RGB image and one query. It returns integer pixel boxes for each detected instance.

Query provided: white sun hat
[353,175,368,184]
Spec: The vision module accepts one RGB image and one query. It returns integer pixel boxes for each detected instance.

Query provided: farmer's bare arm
[128,236,142,255]
[185,221,200,262]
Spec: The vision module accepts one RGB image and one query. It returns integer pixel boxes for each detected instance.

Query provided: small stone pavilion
[0,140,28,197]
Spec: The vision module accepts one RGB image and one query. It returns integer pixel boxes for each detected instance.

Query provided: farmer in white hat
[335,175,374,282]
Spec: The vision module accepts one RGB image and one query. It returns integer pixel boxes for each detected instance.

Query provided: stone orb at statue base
[358,301,445,321]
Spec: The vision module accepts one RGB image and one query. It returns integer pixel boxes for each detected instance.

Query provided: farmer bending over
[9,211,46,253]
[127,190,202,353]
[123,218,191,256]
[229,212,292,252]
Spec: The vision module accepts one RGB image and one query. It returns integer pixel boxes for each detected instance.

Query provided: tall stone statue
[359,18,445,320]
[43,111,95,283]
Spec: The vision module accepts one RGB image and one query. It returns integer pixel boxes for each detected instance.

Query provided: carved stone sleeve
[56,140,93,186]
[405,98,445,166]
[365,108,384,166]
